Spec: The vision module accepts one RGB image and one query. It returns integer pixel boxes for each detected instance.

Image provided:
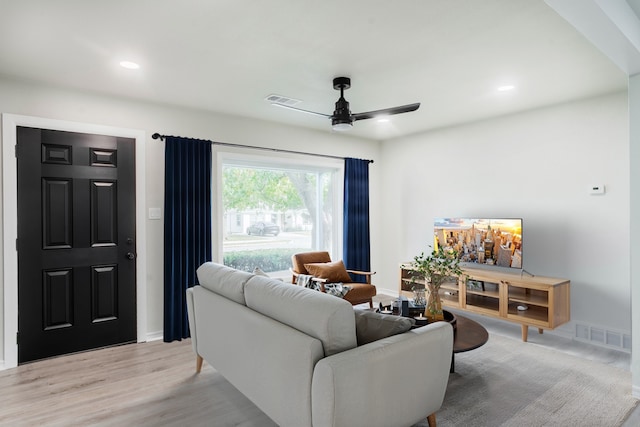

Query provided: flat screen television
[434,218,523,270]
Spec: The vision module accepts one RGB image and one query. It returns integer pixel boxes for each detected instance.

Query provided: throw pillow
[304,260,352,283]
[353,310,415,346]
[253,267,269,277]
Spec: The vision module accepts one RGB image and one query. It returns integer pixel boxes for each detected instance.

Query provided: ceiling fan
[270,77,420,131]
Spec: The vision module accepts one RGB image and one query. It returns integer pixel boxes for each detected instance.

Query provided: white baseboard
[146,331,164,342]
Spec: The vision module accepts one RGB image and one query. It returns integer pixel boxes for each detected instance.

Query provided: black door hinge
[16,332,19,345]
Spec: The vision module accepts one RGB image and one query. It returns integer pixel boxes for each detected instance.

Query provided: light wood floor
[0,339,276,426]
[1,294,636,426]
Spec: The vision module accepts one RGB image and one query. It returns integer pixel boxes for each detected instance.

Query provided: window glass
[217,151,343,277]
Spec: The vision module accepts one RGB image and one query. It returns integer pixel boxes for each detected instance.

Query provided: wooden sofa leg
[196,355,204,373]
[427,413,437,427]
[369,299,373,309]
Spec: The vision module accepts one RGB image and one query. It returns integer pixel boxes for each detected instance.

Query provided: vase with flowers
[410,247,464,322]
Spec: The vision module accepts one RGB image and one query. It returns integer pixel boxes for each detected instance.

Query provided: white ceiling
[0,0,635,140]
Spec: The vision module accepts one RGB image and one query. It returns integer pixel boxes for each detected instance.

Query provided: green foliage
[223,248,309,273]
[223,167,304,212]
[411,247,464,288]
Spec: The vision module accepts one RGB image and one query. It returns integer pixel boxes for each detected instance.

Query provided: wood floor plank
[0,340,277,427]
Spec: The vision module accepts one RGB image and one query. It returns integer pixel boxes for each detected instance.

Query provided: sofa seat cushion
[354,310,415,345]
[304,260,353,283]
[196,262,253,305]
[244,275,357,356]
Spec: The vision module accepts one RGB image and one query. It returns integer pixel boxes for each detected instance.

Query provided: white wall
[629,74,640,396]
[378,92,631,338]
[0,76,632,367]
[0,77,381,364]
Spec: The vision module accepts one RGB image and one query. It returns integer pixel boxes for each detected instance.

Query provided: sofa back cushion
[244,275,357,356]
[196,262,252,305]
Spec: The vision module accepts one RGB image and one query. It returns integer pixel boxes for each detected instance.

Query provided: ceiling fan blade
[352,103,420,122]
[271,103,331,118]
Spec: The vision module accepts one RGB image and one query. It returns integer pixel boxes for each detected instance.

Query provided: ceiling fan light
[332,122,353,131]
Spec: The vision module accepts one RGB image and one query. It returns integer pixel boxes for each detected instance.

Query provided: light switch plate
[148,207,162,219]
[589,184,605,195]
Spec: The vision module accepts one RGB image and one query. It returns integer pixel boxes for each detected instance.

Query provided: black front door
[17,127,137,363]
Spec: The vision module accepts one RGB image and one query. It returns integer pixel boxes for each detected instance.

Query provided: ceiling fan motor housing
[332,76,353,128]
[332,96,352,124]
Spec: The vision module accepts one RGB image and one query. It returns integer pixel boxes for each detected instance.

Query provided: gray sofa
[186,262,453,427]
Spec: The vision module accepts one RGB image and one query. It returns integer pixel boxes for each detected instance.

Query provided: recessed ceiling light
[119,61,140,70]
[497,85,515,92]
[377,117,390,123]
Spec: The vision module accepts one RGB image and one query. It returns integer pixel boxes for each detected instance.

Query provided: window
[214,149,343,276]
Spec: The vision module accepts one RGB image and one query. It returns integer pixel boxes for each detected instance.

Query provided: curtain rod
[151,133,373,164]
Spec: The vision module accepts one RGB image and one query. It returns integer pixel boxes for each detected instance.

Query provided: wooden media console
[399,264,570,342]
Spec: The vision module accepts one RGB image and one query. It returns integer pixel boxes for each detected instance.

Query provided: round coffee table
[451,314,489,372]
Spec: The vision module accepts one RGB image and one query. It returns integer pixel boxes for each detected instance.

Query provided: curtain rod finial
[152,133,162,140]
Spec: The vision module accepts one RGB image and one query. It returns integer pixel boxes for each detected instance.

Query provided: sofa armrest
[311,322,453,427]
[346,269,376,276]
[346,269,376,284]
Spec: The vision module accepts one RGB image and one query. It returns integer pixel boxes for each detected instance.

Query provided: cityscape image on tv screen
[434,218,523,269]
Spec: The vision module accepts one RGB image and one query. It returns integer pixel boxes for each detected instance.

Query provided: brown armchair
[291,251,377,308]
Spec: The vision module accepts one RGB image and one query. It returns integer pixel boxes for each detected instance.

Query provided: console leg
[427,413,437,427]
[538,328,544,335]
[196,355,204,373]
[521,325,528,342]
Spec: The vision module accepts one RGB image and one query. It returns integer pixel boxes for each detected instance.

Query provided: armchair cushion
[354,310,415,345]
[291,251,332,276]
[304,260,353,283]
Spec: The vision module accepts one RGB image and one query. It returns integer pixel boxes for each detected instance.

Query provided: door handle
[126,252,136,260]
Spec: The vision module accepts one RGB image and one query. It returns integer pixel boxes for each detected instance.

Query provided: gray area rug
[414,333,638,427]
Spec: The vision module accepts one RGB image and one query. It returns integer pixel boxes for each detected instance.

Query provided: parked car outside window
[246,222,280,236]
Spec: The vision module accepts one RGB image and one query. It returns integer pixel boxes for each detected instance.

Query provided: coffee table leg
[521,325,528,342]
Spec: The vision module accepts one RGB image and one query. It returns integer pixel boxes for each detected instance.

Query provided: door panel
[42,178,73,248]
[91,181,117,246]
[17,127,136,363]
[43,268,74,330]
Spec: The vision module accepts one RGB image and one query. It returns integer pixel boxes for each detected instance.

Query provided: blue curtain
[164,137,212,342]
[343,158,371,282]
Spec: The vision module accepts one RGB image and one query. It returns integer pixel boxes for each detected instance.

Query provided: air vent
[265,94,301,107]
